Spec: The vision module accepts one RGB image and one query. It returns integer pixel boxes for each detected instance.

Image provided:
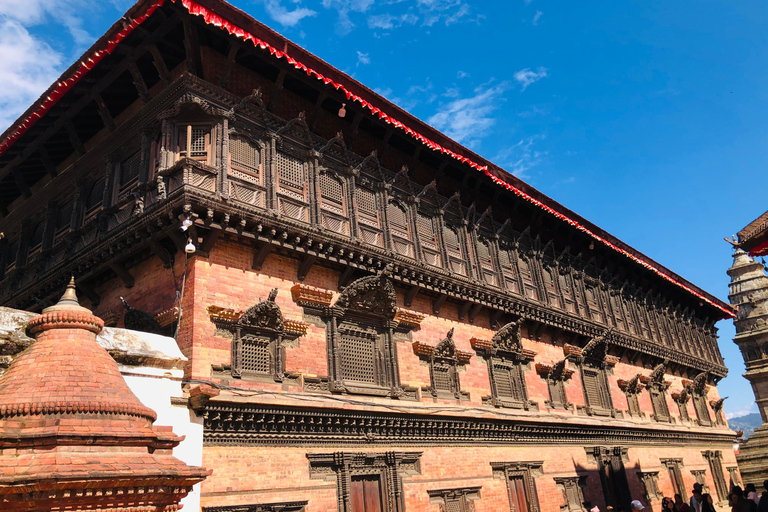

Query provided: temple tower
[0,278,210,511]
[727,249,768,485]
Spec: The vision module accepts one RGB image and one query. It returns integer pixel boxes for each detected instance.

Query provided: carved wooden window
[356,187,383,247]
[542,266,562,308]
[414,329,469,400]
[230,136,261,178]
[319,173,349,235]
[3,238,18,274]
[476,238,498,286]
[703,450,727,502]
[178,124,212,164]
[275,151,309,222]
[443,225,467,276]
[661,459,686,501]
[554,477,587,512]
[231,289,287,382]
[626,391,641,417]
[55,201,73,240]
[609,293,626,332]
[691,381,712,426]
[582,366,612,415]
[475,321,536,410]
[517,257,539,300]
[586,446,633,512]
[558,273,576,313]
[548,379,568,409]
[308,451,422,512]
[584,284,604,322]
[428,487,481,512]
[387,202,414,258]
[417,213,441,267]
[636,471,662,502]
[536,360,574,410]
[323,270,412,397]
[498,248,521,294]
[118,150,141,194]
[650,387,670,422]
[27,220,45,257]
[491,462,542,512]
[84,177,105,219]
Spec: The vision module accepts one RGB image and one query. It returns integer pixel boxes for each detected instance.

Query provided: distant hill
[729,413,763,438]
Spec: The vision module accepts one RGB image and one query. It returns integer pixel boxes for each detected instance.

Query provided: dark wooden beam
[127,62,150,102]
[338,266,356,290]
[308,92,329,132]
[182,16,203,77]
[76,281,100,307]
[168,230,188,253]
[433,294,448,315]
[64,121,86,157]
[10,167,31,199]
[297,254,317,281]
[458,301,473,321]
[468,303,483,324]
[38,148,57,178]
[404,285,420,307]
[149,239,173,268]
[200,227,221,254]
[149,44,171,84]
[252,242,273,270]
[218,41,241,88]
[92,94,117,132]
[0,12,181,186]
[489,309,504,329]
[109,262,135,288]
[267,69,287,112]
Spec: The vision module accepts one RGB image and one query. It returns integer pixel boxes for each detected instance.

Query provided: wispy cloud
[457,70,469,79]
[427,82,508,147]
[322,0,374,34]
[356,51,370,66]
[532,10,542,25]
[0,0,95,47]
[367,12,418,29]
[513,67,548,90]
[0,19,63,132]
[726,402,758,420]
[259,0,317,27]
[493,136,547,179]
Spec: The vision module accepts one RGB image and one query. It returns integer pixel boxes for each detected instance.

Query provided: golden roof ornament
[43,276,92,314]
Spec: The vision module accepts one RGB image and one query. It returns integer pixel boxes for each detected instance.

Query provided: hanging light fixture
[338,103,347,118]
[180,216,193,231]
[185,238,196,254]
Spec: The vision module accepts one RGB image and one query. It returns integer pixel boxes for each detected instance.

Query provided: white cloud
[457,70,469,79]
[0,19,63,132]
[259,0,317,27]
[321,0,375,34]
[367,12,418,29]
[532,10,542,25]
[356,51,370,65]
[0,0,94,47]
[427,82,508,147]
[726,402,758,420]
[493,136,547,179]
[513,67,548,90]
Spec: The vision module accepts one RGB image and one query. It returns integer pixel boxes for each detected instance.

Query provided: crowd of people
[588,481,768,512]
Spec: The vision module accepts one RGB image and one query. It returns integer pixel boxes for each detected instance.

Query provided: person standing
[757,481,768,512]
[676,494,690,512]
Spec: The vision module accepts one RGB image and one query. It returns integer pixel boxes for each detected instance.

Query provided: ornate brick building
[727,218,768,486]
[0,0,740,510]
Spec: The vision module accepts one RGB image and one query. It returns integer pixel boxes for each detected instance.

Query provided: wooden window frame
[386,200,414,259]
[317,171,350,236]
[491,461,543,512]
[177,123,213,165]
[308,451,422,512]
[661,459,687,501]
[427,486,481,512]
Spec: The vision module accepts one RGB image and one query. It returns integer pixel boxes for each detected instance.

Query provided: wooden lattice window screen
[417,213,441,267]
[583,366,612,413]
[239,335,271,375]
[547,379,568,409]
[387,202,414,258]
[275,152,308,222]
[650,389,670,422]
[693,395,711,426]
[85,177,105,217]
[492,358,526,403]
[318,173,349,235]
[55,201,73,237]
[542,268,562,308]
[558,273,576,313]
[340,335,377,384]
[476,239,498,286]
[498,249,520,294]
[626,393,641,417]
[517,257,539,300]
[230,137,260,179]
[355,187,382,246]
[178,125,211,164]
[119,151,141,193]
[443,226,466,275]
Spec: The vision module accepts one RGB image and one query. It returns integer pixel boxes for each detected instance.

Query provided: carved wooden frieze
[290,284,334,308]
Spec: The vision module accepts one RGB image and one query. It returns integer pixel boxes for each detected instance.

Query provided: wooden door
[351,475,384,512]
[508,475,531,512]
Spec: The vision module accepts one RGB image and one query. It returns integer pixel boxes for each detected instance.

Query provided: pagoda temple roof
[0,0,734,319]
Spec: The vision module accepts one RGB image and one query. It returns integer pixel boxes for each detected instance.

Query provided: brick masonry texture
[84,236,740,512]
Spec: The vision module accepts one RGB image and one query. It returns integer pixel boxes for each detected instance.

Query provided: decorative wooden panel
[476,239,498,287]
[356,187,382,247]
[417,213,441,267]
[443,226,466,276]
[387,202,413,258]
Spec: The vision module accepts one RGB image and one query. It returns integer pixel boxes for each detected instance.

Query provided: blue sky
[1,0,766,418]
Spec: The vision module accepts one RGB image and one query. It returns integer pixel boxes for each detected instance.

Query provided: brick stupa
[0,278,210,511]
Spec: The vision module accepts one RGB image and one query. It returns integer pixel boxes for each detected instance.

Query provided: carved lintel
[207,305,244,323]
[284,319,310,337]
[412,341,434,358]
[291,284,333,307]
[563,343,583,357]
[469,337,493,352]
[604,355,620,367]
[456,349,473,365]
